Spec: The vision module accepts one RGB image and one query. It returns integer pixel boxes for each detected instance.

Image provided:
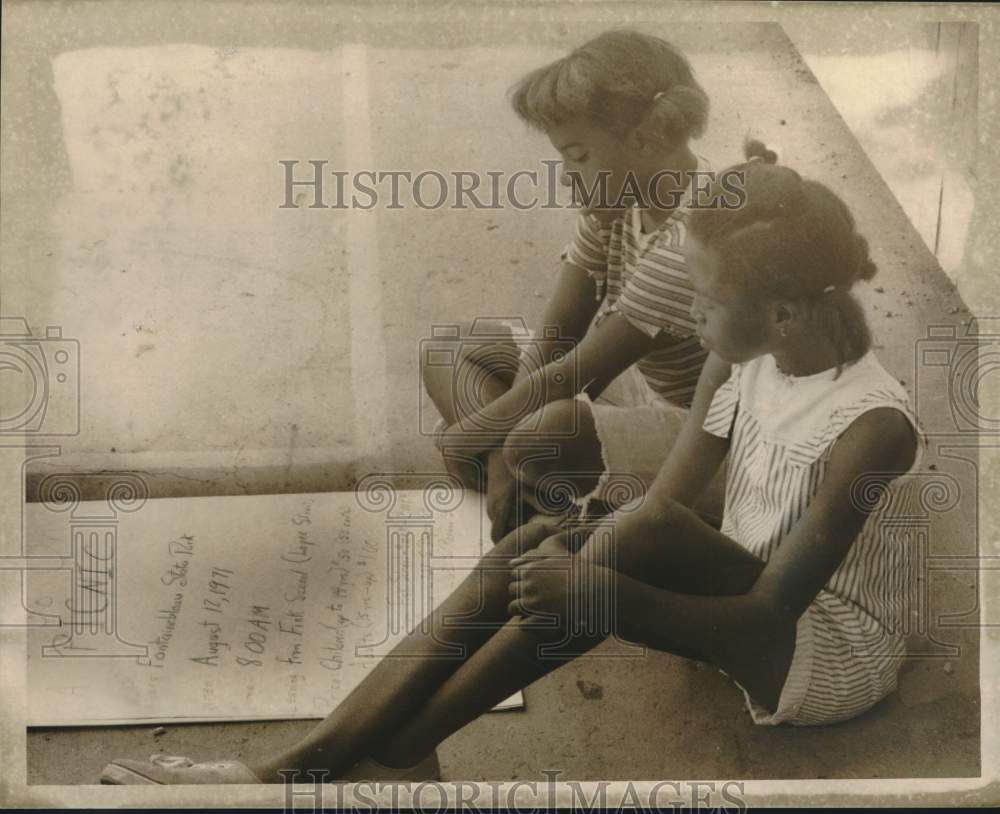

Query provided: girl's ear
[772,301,798,335]
[633,128,676,158]
[621,127,648,155]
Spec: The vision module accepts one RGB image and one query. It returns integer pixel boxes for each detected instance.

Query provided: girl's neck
[771,334,846,378]
[639,146,697,231]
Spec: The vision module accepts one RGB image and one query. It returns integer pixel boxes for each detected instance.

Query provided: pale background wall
[0,6,978,501]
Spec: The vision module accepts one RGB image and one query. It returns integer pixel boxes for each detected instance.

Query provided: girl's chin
[699,339,737,363]
[582,206,626,222]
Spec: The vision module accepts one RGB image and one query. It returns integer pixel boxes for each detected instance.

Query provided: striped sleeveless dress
[702,351,924,725]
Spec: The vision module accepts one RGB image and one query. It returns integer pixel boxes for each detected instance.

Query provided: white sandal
[100,753,262,785]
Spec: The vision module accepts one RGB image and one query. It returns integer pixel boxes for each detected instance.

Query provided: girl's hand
[507,556,570,621]
[509,530,570,565]
[493,518,562,556]
[508,538,605,622]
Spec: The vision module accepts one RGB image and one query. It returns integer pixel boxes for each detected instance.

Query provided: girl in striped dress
[666,141,925,723]
[100,152,926,785]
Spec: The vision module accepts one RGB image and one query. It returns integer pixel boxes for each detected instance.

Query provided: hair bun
[647,84,709,140]
[852,234,878,282]
[744,138,778,165]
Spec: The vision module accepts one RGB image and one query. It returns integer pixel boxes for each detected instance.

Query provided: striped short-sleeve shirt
[561,170,708,408]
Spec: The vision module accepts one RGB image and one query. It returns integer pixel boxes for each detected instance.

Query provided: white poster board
[23,487,522,725]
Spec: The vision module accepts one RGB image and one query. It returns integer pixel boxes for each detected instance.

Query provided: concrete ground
[2,1,980,785]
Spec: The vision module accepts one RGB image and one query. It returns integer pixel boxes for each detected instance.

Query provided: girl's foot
[100,753,262,785]
[338,750,441,782]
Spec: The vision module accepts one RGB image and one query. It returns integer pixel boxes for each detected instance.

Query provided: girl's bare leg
[372,506,784,769]
[506,398,726,528]
[421,324,519,429]
[374,615,604,768]
[422,326,519,492]
[255,425,778,776]
[249,520,553,782]
[504,398,605,507]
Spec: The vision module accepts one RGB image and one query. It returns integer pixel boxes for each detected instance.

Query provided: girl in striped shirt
[101,143,925,786]
[426,30,721,541]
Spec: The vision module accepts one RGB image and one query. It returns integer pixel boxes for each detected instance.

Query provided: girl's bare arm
[745,407,919,617]
[530,261,601,359]
[444,302,666,453]
[514,406,917,662]
[599,407,919,654]
[458,262,594,455]
[636,351,732,511]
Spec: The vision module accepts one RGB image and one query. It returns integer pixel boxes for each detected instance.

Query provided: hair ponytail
[851,234,878,283]
[636,84,709,144]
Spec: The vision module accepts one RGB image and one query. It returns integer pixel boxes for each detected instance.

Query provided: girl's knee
[503,399,586,476]
[531,398,579,436]
[487,520,558,562]
[707,618,797,706]
[454,322,519,379]
[501,409,542,478]
[535,534,570,556]
[421,320,517,393]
